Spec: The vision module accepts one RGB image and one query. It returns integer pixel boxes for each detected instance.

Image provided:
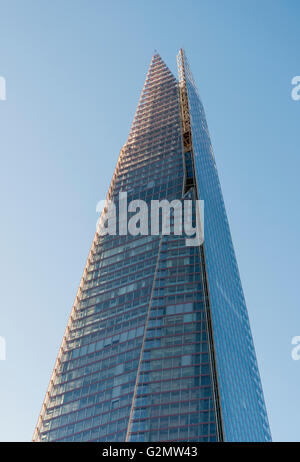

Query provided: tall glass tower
[33,50,271,442]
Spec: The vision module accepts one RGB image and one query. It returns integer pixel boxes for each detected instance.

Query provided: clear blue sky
[0,0,299,442]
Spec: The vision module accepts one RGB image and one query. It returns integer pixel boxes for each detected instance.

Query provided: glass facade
[33,51,271,442]
[178,50,271,442]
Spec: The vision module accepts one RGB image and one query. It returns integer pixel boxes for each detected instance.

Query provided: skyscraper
[33,50,271,442]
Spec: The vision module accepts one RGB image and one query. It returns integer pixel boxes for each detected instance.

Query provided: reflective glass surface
[34,54,220,442]
[34,51,271,443]
[180,50,271,442]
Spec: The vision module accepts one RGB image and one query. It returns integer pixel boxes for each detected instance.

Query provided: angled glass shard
[33,51,271,443]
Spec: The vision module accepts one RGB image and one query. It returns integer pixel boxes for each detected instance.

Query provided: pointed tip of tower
[148,51,175,79]
[178,47,185,59]
[151,49,163,61]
